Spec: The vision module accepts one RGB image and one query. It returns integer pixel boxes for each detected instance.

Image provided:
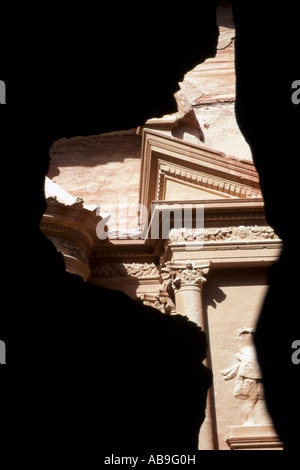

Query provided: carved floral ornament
[161,262,211,294]
[136,292,175,315]
[50,236,88,263]
[168,225,279,244]
[91,262,160,279]
[40,218,93,254]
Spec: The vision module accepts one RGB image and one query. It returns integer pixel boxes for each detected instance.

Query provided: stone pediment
[139,129,261,211]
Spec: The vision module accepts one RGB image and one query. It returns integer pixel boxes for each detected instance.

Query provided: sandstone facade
[41,4,283,450]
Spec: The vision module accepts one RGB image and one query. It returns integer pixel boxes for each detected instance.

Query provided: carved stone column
[164,262,210,326]
[164,261,216,450]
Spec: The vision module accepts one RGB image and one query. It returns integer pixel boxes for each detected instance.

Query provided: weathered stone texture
[173,6,252,160]
[48,131,142,230]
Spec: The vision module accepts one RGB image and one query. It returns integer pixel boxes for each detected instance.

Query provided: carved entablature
[90,262,160,279]
[168,225,279,244]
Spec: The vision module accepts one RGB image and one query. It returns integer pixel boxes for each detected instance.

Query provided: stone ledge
[226,425,284,450]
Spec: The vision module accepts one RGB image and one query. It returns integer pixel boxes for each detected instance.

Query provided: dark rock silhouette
[1,0,299,454]
[2,185,213,453]
[232,0,300,450]
[18,229,213,452]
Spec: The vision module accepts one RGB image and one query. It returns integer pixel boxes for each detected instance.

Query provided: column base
[226,425,284,450]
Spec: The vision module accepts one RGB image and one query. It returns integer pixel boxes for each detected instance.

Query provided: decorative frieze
[169,225,279,244]
[91,262,160,279]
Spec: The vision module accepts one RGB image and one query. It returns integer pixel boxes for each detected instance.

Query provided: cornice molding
[90,199,282,268]
[41,216,93,253]
[158,163,261,200]
[44,197,101,243]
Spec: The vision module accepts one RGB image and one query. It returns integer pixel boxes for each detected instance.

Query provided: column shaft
[167,262,217,450]
[175,284,203,326]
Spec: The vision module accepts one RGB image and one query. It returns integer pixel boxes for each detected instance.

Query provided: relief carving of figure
[221,328,272,426]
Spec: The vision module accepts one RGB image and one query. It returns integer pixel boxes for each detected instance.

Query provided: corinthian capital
[162,261,211,293]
